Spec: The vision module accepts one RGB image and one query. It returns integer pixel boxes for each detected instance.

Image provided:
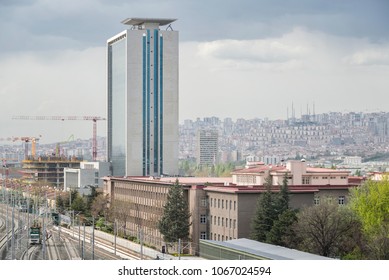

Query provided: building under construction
[21,156,82,189]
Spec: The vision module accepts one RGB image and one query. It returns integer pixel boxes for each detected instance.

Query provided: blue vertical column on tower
[153,29,159,174]
[159,34,164,175]
[146,30,151,175]
[142,34,146,176]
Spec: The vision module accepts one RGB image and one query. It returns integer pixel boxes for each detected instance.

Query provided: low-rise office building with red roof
[103,160,362,256]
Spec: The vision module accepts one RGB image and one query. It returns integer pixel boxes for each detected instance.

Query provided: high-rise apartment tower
[196,129,219,166]
[107,18,179,176]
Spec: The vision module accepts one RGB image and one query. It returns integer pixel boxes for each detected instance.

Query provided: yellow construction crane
[12,116,106,161]
[0,136,41,159]
[12,136,41,159]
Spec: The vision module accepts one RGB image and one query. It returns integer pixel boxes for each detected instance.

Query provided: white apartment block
[196,129,218,166]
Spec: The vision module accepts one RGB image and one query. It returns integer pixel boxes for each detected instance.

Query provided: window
[200,214,207,224]
[302,177,310,184]
[234,201,236,210]
[222,200,224,209]
[338,196,345,205]
[322,176,328,179]
[200,197,207,207]
[218,199,220,208]
[314,196,320,205]
[222,218,224,227]
[233,220,236,229]
[218,217,220,226]
[229,200,232,209]
[200,232,207,239]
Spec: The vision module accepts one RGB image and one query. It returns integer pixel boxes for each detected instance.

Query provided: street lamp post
[82,223,85,260]
[92,216,95,260]
[114,219,117,255]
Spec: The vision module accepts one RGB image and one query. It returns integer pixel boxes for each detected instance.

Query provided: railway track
[57,226,135,260]
[1,203,154,260]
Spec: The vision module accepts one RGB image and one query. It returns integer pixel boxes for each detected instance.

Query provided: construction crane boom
[12,116,106,161]
[1,136,41,159]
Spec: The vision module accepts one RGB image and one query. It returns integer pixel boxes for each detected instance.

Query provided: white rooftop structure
[121,18,176,26]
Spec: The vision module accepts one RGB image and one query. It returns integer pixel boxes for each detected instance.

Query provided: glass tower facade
[107,18,178,177]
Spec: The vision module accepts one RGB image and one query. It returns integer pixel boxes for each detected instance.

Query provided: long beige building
[103,160,363,255]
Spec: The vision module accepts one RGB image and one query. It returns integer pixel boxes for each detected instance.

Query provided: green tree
[56,194,65,213]
[250,175,277,242]
[90,193,110,219]
[71,195,86,212]
[294,197,361,258]
[276,172,290,214]
[84,186,98,215]
[158,179,191,245]
[349,178,389,259]
[267,209,298,247]
[110,200,132,236]
[266,173,298,246]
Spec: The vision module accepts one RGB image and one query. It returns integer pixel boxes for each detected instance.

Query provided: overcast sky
[1,0,388,144]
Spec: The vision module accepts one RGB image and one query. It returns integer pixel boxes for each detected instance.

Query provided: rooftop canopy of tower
[121,18,177,27]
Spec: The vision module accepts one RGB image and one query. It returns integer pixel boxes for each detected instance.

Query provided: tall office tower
[196,129,219,166]
[107,18,179,176]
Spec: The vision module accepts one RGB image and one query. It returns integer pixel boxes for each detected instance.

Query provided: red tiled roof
[106,176,233,186]
[204,184,356,194]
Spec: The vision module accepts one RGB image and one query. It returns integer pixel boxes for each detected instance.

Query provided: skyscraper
[107,18,179,176]
[196,129,219,166]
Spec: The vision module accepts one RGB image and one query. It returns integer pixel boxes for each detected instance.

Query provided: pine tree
[250,175,277,242]
[251,172,297,245]
[277,172,290,214]
[267,208,298,246]
[158,179,191,244]
[266,172,297,246]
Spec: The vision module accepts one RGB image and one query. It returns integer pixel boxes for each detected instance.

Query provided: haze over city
[1,0,388,144]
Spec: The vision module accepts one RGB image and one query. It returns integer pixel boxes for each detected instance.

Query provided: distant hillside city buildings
[180,111,389,173]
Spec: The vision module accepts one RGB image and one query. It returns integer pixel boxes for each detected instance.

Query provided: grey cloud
[346,48,389,66]
[198,39,306,63]
[1,0,388,56]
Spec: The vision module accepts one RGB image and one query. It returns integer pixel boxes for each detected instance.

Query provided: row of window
[199,232,235,242]
[311,176,347,180]
[210,198,237,210]
[210,233,234,241]
[303,176,348,184]
[314,196,345,205]
[209,215,236,229]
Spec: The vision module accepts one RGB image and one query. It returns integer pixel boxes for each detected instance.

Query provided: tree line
[250,174,389,259]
